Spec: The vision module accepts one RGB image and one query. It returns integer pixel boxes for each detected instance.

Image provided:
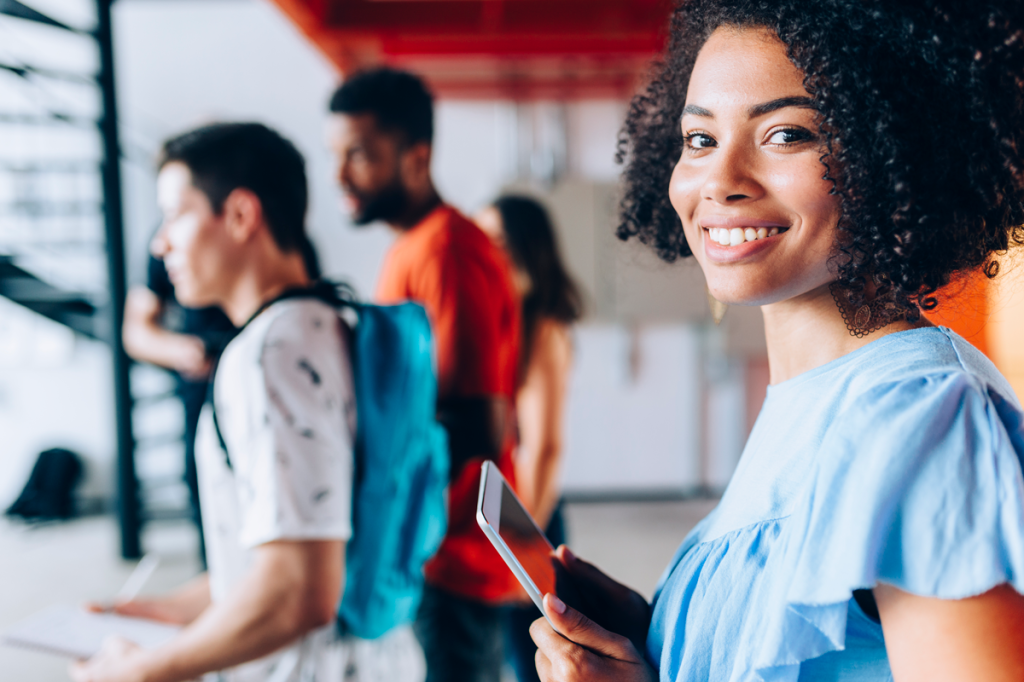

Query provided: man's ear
[222,188,264,244]
[400,141,433,186]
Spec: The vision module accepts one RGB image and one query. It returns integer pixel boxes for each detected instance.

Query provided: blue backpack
[211,282,449,639]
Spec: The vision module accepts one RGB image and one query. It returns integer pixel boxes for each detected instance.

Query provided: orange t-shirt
[376,204,520,602]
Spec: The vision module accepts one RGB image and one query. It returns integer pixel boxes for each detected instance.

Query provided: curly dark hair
[618,0,1024,313]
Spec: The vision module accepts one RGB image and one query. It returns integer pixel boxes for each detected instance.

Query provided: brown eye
[767,128,812,146]
[685,132,716,150]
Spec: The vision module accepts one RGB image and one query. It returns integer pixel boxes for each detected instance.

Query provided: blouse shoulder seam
[937,326,972,374]
[694,514,791,548]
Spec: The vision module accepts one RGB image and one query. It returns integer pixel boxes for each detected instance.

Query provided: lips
[697,216,790,263]
[707,225,787,246]
[700,217,790,248]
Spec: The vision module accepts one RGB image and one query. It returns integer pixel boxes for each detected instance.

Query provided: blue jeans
[415,583,505,682]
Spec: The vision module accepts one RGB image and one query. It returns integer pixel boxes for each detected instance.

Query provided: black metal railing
[0,0,143,558]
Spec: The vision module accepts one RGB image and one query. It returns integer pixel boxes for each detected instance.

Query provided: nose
[336,155,352,190]
[700,141,764,205]
[150,221,170,258]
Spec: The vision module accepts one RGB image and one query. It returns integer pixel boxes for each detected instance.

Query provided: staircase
[0,0,181,559]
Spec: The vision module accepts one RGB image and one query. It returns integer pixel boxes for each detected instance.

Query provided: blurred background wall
[0,0,765,522]
[7,0,1021,543]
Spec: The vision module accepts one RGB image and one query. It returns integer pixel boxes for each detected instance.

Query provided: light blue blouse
[647,327,1024,681]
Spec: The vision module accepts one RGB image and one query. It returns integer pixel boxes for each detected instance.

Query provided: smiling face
[327,113,411,226]
[151,162,236,309]
[670,27,841,307]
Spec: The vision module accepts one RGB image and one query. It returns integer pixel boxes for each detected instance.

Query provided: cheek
[167,215,202,257]
[170,215,222,284]
[769,162,840,233]
[668,159,703,249]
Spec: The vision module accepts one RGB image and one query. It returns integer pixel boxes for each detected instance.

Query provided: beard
[348,174,410,226]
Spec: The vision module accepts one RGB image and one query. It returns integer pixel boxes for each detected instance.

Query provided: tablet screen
[495,476,557,597]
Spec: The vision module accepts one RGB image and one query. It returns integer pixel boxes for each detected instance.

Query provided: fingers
[109,599,172,622]
[535,642,553,682]
[541,594,639,662]
[531,615,584,682]
[84,602,109,614]
[68,661,89,682]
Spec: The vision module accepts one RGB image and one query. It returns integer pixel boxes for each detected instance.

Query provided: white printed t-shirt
[195,298,425,682]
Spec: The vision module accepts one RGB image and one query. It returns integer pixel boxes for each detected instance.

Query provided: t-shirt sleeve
[745,372,1024,675]
[408,248,462,396]
[789,372,1024,602]
[233,303,356,549]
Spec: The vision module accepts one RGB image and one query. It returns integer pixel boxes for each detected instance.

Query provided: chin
[705,281,780,308]
[172,283,215,310]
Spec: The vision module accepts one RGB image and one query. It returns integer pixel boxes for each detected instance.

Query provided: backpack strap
[207,279,357,471]
[207,367,232,469]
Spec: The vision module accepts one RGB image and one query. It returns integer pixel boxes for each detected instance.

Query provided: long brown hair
[492,195,583,382]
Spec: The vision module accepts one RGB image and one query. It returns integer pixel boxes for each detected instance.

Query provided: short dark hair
[328,67,434,145]
[618,0,1024,316]
[159,122,309,256]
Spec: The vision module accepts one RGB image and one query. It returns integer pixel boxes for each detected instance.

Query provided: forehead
[327,112,394,146]
[686,27,809,107]
[157,162,193,203]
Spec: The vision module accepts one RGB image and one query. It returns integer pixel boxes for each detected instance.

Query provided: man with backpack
[328,69,521,682]
[72,122,437,682]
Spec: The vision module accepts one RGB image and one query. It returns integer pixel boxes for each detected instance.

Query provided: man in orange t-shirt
[327,67,521,682]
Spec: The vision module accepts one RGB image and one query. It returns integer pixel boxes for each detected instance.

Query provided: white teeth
[707,225,785,246]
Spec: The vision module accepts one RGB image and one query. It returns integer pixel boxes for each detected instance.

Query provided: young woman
[529,1,1024,681]
[475,195,583,682]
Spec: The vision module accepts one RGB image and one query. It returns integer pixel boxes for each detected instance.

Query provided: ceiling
[267,0,673,99]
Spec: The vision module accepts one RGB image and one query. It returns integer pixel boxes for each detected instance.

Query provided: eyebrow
[681,96,817,121]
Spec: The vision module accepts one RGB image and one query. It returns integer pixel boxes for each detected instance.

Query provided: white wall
[113,0,391,296]
[0,0,754,506]
[562,323,703,494]
[0,298,114,504]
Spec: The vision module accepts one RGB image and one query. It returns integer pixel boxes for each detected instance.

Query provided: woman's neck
[760,282,929,385]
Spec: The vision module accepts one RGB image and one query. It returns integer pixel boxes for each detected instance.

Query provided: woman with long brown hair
[475,195,582,682]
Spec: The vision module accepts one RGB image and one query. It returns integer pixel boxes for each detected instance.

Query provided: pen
[114,554,160,604]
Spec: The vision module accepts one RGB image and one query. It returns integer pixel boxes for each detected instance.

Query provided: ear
[221,188,264,244]
[400,141,433,186]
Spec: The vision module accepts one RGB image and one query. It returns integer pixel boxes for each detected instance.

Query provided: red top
[376,204,520,602]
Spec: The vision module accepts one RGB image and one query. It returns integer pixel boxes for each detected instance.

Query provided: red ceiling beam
[266,0,671,99]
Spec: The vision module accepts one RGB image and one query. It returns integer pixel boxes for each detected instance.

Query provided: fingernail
[549,594,567,614]
[563,546,577,563]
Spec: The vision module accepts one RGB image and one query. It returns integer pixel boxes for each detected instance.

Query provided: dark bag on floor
[5,448,82,521]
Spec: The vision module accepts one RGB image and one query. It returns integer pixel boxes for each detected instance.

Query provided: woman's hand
[530,546,656,682]
[531,593,656,682]
[552,546,651,653]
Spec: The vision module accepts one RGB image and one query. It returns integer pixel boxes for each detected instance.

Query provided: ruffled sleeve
[753,372,1024,680]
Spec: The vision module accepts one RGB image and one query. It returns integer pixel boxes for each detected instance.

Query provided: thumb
[542,593,638,662]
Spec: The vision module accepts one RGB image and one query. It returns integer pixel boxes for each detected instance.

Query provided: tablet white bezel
[476,460,558,625]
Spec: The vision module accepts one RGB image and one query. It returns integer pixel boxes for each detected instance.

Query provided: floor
[0,498,719,682]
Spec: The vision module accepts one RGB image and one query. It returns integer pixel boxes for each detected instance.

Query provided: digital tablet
[476,460,562,629]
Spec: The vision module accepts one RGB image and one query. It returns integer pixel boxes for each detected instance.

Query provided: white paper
[2,604,181,659]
